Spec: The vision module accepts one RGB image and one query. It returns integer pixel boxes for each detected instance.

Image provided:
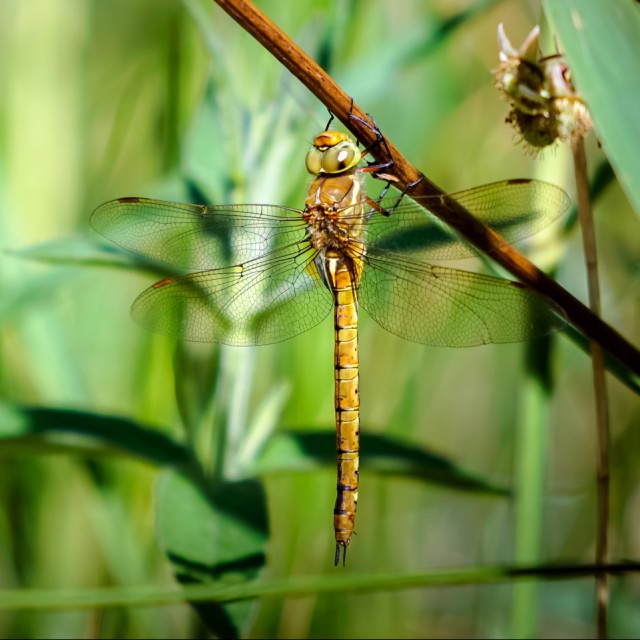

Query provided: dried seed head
[494,23,592,152]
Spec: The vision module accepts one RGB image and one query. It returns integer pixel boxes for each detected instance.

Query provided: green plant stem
[512,336,554,638]
[211,0,640,380]
[572,137,610,640]
[1,562,639,611]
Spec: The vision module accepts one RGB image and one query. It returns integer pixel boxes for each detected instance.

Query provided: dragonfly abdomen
[325,252,362,566]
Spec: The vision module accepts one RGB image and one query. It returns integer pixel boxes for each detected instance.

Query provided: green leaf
[9,237,184,278]
[155,471,268,639]
[0,403,30,437]
[543,0,640,215]
[0,404,191,467]
[0,268,84,322]
[256,429,509,496]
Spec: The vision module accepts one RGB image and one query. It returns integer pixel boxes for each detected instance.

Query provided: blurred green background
[0,0,638,638]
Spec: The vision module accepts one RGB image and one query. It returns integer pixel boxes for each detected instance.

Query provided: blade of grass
[511,335,555,638]
[1,562,639,611]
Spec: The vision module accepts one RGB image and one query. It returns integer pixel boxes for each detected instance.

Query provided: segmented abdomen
[325,251,361,566]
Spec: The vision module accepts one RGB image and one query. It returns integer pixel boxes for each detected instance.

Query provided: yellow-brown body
[92,128,571,567]
[303,136,366,564]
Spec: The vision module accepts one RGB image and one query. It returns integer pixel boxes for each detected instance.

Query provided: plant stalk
[572,138,610,639]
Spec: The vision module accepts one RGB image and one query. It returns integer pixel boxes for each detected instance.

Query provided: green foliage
[257,430,510,495]
[156,472,268,639]
[0,0,638,638]
[543,0,640,215]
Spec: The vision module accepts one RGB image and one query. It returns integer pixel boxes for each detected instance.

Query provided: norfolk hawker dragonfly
[91,128,569,565]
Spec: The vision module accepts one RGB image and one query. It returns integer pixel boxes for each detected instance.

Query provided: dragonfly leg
[363,192,391,217]
[372,179,395,207]
[381,173,426,216]
[347,101,428,208]
[362,171,425,217]
[347,100,394,173]
[324,109,336,132]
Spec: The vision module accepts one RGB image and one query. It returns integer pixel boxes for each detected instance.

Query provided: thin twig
[572,138,611,639]
[211,0,640,379]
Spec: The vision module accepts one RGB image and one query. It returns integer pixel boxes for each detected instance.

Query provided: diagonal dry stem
[212,0,640,379]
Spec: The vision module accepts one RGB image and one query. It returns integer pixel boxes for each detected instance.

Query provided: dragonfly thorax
[305,207,348,250]
[303,172,366,252]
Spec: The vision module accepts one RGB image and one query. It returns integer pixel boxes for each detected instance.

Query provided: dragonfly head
[305,130,362,176]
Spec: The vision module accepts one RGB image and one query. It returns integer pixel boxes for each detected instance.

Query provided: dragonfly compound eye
[321,141,361,174]
[305,148,324,175]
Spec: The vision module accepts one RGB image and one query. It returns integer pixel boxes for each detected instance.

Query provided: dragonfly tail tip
[334,542,348,567]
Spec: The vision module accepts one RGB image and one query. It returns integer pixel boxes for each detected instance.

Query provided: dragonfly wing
[132,244,332,345]
[91,198,306,270]
[359,248,565,347]
[365,179,570,261]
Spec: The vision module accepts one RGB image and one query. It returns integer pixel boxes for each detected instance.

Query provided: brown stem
[211,0,640,378]
[507,561,640,580]
[572,138,610,639]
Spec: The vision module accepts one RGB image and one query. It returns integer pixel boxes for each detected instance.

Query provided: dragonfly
[91,128,569,565]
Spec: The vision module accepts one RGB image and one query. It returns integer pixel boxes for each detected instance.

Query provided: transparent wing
[91,198,307,270]
[359,246,565,347]
[363,179,570,260]
[131,243,332,345]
